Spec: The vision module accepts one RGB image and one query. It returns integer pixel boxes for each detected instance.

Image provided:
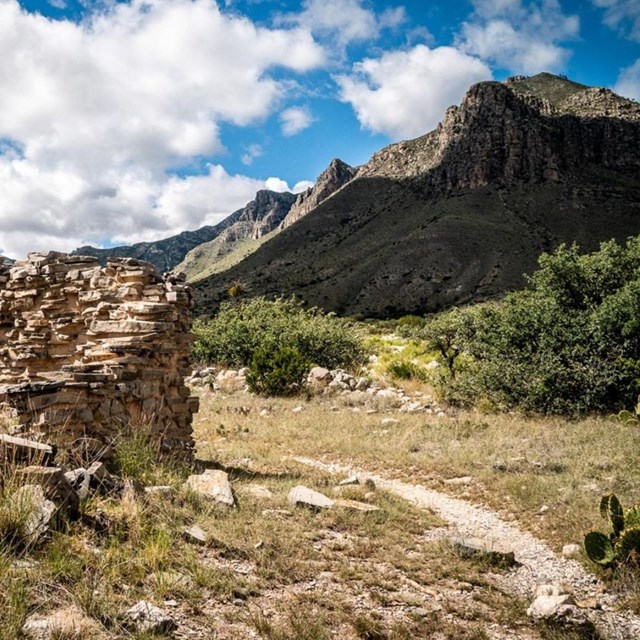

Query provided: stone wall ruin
[0,252,198,461]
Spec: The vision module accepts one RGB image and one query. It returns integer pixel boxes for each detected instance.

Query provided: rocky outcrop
[73,214,244,274]
[194,73,640,318]
[177,190,296,281]
[0,252,198,458]
[280,159,356,230]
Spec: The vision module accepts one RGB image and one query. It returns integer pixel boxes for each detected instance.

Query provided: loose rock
[288,485,334,509]
[125,600,176,634]
[185,469,235,506]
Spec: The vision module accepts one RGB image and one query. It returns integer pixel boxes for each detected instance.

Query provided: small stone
[183,525,207,545]
[259,409,269,417]
[11,485,56,541]
[533,584,566,598]
[527,594,590,627]
[292,406,303,413]
[539,505,550,513]
[0,434,55,466]
[338,475,359,486]
[64,468,91,500]
[125,601,176,634]
[22,605,103,640]
[245,484,274,500]
[562,544,581,559]
[86,461,121,493]
[381,418,400,426]
[18,466,79,517]
[185,469,235,506]
[287,486,334,509]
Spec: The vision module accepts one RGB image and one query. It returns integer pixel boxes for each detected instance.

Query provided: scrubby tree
[417,236,640,415]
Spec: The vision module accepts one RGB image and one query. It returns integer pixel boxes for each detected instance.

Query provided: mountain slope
[177,190,295,281]
[280,158,356,230]
[194,73,640,318]
[72,216,243,274]
[72,189,294,275]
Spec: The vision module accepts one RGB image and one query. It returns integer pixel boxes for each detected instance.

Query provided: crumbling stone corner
[0,252,198,460]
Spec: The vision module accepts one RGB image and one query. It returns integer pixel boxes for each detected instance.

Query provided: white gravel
[294,456,640,640]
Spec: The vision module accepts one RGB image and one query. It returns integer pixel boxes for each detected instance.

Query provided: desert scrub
[247,344,310,397]
[410,236,640,416]
[192,296,367,371]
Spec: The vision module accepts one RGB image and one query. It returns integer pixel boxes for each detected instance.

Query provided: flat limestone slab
[288,485,334,509]
[185,469,235,506]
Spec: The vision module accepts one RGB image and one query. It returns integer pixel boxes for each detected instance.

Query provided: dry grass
[194,387,640,553]
[1,381,637,638]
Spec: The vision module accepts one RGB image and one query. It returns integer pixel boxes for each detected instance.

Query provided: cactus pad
[585,531,616,566]
[617,528,640,565]
[600,494,625,535]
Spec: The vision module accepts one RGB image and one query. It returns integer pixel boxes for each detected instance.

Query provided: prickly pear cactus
[584,531,616,566]
[600,494,625,535]
[625,506,640,530]
[618,528,640,565]
[585,494,640,568]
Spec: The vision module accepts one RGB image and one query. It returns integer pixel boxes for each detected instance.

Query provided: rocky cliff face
[73,190,295,277]
[280,159,356,230]
[72,214,244,274]
[176,190,296,281]
[194,73,640,318]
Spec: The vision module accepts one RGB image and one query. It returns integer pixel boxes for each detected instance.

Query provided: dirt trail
[294,456,640,640]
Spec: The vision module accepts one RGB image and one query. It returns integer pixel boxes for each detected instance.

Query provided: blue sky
[0,0,639,258]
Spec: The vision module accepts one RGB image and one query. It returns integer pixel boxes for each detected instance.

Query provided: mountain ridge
[72,189,295,275]
[192,73,640,318]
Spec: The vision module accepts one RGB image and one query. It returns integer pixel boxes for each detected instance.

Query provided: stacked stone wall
[0,252,198,460]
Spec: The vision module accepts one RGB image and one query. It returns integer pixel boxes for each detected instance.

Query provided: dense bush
[246,344,310,396]
[192,297,367,371]
[407,237,640,416]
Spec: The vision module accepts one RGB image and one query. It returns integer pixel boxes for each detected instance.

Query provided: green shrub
[246,344,310,397]
[192,297,367,371]
[385,360,428,381]
[415,236,640,415]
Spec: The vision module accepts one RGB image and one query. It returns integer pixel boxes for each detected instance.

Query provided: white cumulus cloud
[336,44,492,140]
[459,0,579,75]
[280,106,314,136]
[592,0,640,41]
[615,58,640,101]
[280,0,406,50]
[0,0,325,258]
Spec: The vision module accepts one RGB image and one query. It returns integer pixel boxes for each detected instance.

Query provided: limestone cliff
[194,73,640,318]
[280,159,356,230]
[176,190,296,281]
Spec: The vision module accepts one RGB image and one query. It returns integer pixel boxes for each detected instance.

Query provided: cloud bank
[0,0,324,257]
[336,45,491,140]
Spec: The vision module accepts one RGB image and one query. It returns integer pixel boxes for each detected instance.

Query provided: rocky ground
[3,378,640,639]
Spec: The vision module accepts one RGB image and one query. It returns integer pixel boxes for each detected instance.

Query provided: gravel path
[294,456,640,640]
